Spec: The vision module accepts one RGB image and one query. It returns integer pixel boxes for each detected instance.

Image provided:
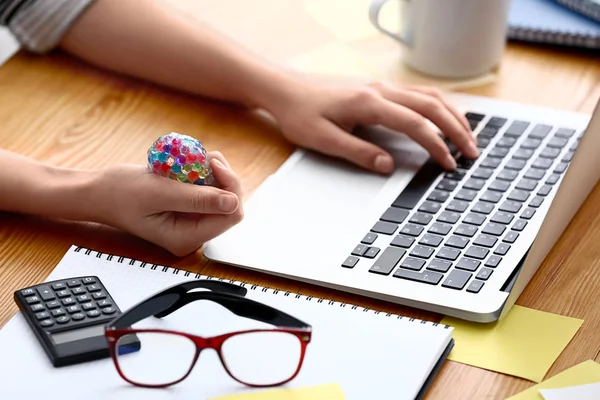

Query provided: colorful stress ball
[147,132,215,186]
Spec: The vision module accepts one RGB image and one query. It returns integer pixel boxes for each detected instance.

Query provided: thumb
[153,180,240,215]
[313,120,394,174]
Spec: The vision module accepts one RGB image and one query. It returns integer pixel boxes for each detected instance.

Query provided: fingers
[152,179,240,215]
[372,83,478,159]
[209,156,243,202]
[405,86,472,134]
[208,151,232,170]
[307,119,395,174]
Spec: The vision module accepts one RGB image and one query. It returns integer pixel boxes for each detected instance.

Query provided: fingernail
[213,159,225,168]
[468,142,480,158]
[445,154,457,170]
[219,194,237,212]
[374,155,393,173]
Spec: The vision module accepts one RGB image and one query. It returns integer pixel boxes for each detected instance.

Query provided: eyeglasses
[104,279,312,389]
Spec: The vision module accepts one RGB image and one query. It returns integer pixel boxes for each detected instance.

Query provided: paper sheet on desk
[506,360,600,400]
[211,383,345,400]
[0,27,19,66]
[539,382,600,400]
[441,306,583,383]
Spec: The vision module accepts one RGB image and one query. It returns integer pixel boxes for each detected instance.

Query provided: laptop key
[516,179,538,191]
[489,147,509,158]
[400,224,424,237]
[456,156,476,170]
[364,247,380,259]
[540,147,560,159]
[506,159,526,170]
[442,269,472,290]
[391,159,444,210]
[494,244,511,256]
[419,201,442,214]
[446,200,469,213]
[455,224,478,237]
[499,200,522,213]
[503,231,519,243]
[554,162,569,174]
[410,245,435,259]
[513,149,534,160]
[463,178,486,191]
[390,235,415,248]
[436,247,461,261]
[538,185,552,196]
[478,127,498,139]
[445,171,466,181]
[429,222,452,235]
[482,222,506,236]
[456,258,481,272]
[446,236,470,249]
[463,213,486,226]
[369,247,405,275]
[547,137,568,148]
[489,180,510,192]
[529,196,544,208]
[393,269,443,285]
[496,137,517,148]
[528,124,552,139]
[512,219,528,232]
[410,212,433,226]
[351,244,368,256]
[465,246,490,260]
[524,168,545,180]
[471,167,494,179]
[497,169,518,181]
[371,221,398,235]
[427,190,450,203]
[427,259,452,273]
[480,190,503,203]
[505,120,529,137]
[465,112,485,121]
[476,268,494,281]
[419,234,444,247]
[477,137,491,149]
[485,255,502,268]
[361,233,377,245]
[532,157,553,169]
[561,151,575,162]
[521,207,536,220]
[488,117,507,127]
[466,280,485,293]
[555,128,575,138]
[342,256,359,268]
[546,173,560,185]
[472,201,494,215]
[473,234,498,248]
[400,257,426,271]
[507,189,530,202]
[436,179,459,192]
[490,211,514,225]
[437,211,461,224]
[521,138,542,149]
[481,157,502,169]
[381,207,410,224]
[455,190,478,202]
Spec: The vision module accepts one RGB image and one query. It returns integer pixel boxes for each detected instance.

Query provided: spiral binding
[74,246,450,329]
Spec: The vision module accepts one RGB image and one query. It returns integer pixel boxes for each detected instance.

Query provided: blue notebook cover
[508,0,600,48]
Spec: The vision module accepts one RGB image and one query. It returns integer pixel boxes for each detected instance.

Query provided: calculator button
[82,277,97,285]
[66,305,81,314]
[51,308,66,317]
[92,292,106,300]
[87,310,101,318]
[51,282,66,290]
[97,299,112,308]
[82,302,96,311]
[30,304,45,312]
[71,287,85,295]
[56,290,70,298]
[26,296,40,304]
[56,315,70,324]
[61,297,76,306]
[46,300,60,309]
[77,294,91,303]
[37,286,56,301]
[72,313,85,321]
[20,288,36,297]
[35,311,50,320]
[40,319,54,328]
[102,307,116,315]
[87,284,101,292]
[66,279,81,288]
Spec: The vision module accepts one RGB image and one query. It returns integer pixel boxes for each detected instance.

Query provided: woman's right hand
[91,151,244,256]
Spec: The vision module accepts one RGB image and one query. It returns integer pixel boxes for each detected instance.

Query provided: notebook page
[0,246,452,400]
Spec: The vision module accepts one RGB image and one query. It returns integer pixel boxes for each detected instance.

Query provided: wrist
[243,66,308,115]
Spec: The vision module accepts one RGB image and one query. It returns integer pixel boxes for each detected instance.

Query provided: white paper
[539,382,600,400]
[0,27,19,66]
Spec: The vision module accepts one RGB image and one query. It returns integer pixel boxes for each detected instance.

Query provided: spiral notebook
[0,245,454,400]
[508,0,600,49]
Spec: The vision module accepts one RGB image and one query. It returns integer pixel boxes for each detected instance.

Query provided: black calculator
[14,276,139,367]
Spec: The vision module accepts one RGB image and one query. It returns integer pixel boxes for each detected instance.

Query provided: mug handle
[368,0,411,46]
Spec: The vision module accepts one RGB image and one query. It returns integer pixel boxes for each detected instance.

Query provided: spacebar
[392,158,444,210]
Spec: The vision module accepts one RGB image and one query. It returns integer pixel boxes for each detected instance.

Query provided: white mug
[368,0,511,78]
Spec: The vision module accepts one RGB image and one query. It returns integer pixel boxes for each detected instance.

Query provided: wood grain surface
[1,1,600,399]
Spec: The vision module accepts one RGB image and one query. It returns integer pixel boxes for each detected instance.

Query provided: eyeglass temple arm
[108,280,248,329]
[154,291,310,329]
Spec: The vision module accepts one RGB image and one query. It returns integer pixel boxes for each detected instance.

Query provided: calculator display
[50,324,106,345]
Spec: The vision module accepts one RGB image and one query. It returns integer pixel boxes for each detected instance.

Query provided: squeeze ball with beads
[147,132,215,186]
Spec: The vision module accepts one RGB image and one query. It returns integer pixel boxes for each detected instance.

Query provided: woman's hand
[91,151,244,256]
[268,81,479,173]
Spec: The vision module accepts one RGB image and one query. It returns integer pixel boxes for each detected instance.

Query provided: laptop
[203,93,600,323]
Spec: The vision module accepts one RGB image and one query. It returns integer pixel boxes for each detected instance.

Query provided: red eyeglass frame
[105,327,312,389]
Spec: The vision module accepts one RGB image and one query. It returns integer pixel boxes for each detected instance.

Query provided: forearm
[0,149,98,222]
[58,0,301,113]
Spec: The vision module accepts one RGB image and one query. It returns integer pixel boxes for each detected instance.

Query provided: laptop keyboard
[342,112,582,293]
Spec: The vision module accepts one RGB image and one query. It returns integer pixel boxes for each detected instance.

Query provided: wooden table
[1,1,600,398]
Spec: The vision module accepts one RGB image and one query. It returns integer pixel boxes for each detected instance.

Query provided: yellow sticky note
[506,360,600,400]
[287,42,375,78]
[441,306,583,383]
[211,383,345,400]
